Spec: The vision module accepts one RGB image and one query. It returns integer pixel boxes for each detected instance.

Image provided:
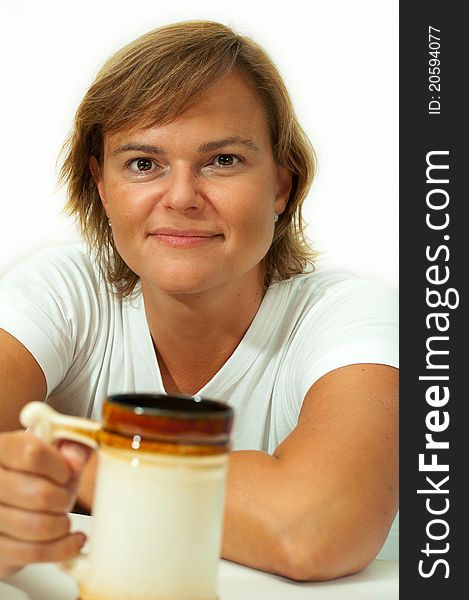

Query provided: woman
[0,20,398,581]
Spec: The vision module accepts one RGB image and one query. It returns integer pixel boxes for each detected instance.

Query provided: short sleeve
[0,246,92,394]
[283,277,398,425]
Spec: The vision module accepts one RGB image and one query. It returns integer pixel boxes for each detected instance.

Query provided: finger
[57,441,93,478]
[0,503,70,542]
[0,466,74,512]
[0,530,86,567]
[0,431,71,485]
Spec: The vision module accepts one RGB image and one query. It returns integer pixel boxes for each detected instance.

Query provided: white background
[0,0,398,291]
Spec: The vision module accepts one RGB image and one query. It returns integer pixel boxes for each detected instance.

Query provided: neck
[141,272,265,394]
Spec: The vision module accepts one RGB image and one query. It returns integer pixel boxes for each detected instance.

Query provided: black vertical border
[400,1,467,597]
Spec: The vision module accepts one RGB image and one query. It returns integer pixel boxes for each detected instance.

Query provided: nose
[160,164,204,214]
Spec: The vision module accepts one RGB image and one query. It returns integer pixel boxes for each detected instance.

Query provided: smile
[148,230,223,248]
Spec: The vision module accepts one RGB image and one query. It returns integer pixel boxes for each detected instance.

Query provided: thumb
[57,440,93,478]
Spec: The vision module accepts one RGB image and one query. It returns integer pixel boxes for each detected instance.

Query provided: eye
[212,154,240,167]
[128,157,157,174]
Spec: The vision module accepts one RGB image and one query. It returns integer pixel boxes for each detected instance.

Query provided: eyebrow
[110,136,259,157]
[198,137,259,153]
[111,143,165,156]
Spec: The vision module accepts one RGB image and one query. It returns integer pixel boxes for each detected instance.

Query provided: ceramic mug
[20,393,234,600]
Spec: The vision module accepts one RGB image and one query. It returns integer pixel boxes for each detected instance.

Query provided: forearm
[221,449,390,581]
[221,449,343,581]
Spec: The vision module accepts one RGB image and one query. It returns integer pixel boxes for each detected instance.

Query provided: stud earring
[274,212,279,223]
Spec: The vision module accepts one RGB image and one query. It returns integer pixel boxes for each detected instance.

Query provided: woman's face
[92,71,291,297]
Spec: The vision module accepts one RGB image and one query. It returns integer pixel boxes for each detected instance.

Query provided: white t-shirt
[0,244,399,557]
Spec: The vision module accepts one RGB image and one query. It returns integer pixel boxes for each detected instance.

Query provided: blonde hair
[59,20,317,296]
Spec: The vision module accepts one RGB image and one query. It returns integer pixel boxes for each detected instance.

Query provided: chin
[144,270,225,297]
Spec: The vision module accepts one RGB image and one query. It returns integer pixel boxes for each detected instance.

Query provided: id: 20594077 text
[428,26,441,115]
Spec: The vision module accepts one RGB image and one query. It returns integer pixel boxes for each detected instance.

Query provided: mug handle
[19,401,101,448]
[19,401,101,586]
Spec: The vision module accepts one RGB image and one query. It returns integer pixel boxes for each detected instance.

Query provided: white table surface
[1,513,398,599]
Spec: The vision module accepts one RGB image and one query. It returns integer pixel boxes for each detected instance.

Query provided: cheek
[105,190,145,258]
[232,197,275,257]
[234,179,277,236]
[105,184,150,224]
[245,206,272,233]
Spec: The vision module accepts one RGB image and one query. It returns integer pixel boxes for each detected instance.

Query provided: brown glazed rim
[107,393,232,419]
[102,393,234,452]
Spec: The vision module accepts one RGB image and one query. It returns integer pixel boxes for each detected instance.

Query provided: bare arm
[0,328,47,431]
[221,363,398,580]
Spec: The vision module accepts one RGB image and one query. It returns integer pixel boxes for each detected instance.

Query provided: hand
[0,430,92,579]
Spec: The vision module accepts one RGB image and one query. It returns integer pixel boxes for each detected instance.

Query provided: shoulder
[2,242,96,277]
[270,269,399,375]
[0,243,124,326]
[270,269,398,320]
[1,243,105,295]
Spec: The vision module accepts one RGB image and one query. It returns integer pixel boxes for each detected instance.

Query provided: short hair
[59,20,317,297]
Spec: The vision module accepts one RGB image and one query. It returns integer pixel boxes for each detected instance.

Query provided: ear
[274,166,292,215]
[89,156,108,212]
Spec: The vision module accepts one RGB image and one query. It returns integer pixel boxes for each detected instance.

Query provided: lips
[147,228,222,248]
[149,228,220,237]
